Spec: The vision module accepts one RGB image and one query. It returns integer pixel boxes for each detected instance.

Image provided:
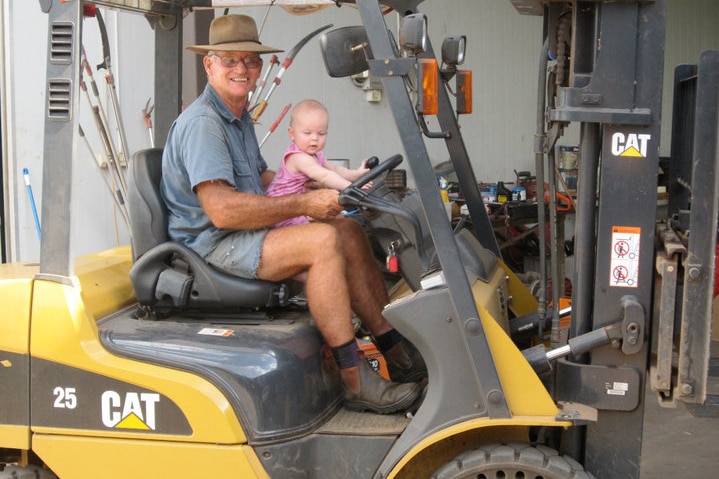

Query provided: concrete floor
[640,343,719,478]
[640,388,719,477]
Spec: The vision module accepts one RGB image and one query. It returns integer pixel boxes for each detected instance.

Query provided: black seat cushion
[127,148,288,314]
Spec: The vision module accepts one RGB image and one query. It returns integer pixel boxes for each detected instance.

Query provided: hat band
[214,39,262,46]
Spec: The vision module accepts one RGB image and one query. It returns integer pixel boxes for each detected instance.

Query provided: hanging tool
[95,8,131,169]
[80,47,129,201]
[251,24,333,122]
[249,54,279,106]
[142,98,155,148]
[259,103,291,148]
[80,47,131,240]
[22,168,41,241]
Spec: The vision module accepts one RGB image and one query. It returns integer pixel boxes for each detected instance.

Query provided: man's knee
[335,219,372,256]
[312,222,344,253]
[329,217,365,243]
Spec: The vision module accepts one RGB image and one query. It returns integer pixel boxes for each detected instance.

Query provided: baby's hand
[365,157,380,169]
[357,158,372,174]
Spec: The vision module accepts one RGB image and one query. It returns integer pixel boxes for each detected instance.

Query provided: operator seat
[127,148,289,316]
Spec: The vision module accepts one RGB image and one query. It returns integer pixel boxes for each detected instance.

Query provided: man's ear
[203,55,214,74]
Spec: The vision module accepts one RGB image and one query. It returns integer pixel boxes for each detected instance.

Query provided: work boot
[383,339,428,384]
[343,359,422,414]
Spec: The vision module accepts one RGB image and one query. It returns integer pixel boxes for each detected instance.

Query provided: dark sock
[375,329,402,353]
[331,339,360,369]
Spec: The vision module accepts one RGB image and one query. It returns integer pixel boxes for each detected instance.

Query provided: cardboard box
[358,340,390,380]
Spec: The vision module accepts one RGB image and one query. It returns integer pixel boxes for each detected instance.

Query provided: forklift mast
[512,0,718,477]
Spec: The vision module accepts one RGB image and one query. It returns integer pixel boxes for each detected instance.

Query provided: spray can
[496,181,511,203]
[439,177,450,203]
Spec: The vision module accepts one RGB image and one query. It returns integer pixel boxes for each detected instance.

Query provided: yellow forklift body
[0,269,33,450]
[72,246,135,318]
[499,260,539,317]
[29,277,250,443]
[466,262,558,416]
[475,299,557,417]
[31,437,268,479]
[21,250,278,475]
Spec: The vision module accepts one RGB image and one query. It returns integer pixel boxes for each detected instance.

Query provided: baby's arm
[289,153,353,191]
[325,158,371,181]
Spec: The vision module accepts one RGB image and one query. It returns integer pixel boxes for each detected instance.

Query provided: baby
[266,99,372,228]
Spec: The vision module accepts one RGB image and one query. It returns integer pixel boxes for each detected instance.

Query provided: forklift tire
[0,465,58,479]
[430,442,595,479]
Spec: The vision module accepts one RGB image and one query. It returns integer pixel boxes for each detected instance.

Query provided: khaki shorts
[204,229,269,279]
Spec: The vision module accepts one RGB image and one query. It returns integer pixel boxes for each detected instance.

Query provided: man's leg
[257,222,354,343]
[326,218,428,384]
[327,218,392,336]
[256,222,420,413]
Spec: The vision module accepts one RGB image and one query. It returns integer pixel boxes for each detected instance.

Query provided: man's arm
[196,180,343,230]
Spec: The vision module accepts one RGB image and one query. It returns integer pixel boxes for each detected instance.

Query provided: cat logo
[611,132,651,158]
[101,390,160,430]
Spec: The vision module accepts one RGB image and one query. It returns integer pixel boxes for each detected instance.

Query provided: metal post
[38,0,84,280]
[153,11,183,148]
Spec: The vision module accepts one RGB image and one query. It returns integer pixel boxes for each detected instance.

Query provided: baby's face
[289,109,329,155]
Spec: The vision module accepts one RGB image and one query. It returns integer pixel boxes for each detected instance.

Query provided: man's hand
[303,189,344,220]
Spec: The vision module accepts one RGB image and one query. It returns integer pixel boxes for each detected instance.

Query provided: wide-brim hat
[187,14,283,55]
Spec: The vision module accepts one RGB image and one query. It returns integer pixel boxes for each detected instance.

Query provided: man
[161,14,425,414]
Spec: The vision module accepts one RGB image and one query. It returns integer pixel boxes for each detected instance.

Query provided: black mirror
[320,26,373,78]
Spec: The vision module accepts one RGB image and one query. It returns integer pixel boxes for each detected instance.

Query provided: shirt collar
[204,84,250,124]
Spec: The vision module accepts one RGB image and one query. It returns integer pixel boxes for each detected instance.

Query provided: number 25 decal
[53,386,77,409]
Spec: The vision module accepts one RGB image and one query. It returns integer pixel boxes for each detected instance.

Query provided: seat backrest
[127,148,168,260]
[126,148,290,314]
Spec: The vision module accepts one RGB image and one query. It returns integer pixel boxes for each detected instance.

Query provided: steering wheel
[339,154,403,208]
[339,153,429,267]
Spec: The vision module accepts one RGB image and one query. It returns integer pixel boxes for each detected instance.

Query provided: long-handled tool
[80,47,129,202]
[95,8,131,168]
[249,54,279,106]
[23,168,41,241]
[142,98,155,148]
[259,103,291,148]
[251,24,333,122]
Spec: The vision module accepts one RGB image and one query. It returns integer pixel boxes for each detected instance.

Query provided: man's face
[205,52,263,105]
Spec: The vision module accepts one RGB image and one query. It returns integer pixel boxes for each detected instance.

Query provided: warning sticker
[606,381,629,396]
[610,226,640,288]
[198,327,234,337]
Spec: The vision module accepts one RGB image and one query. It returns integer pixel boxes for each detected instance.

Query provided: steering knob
[366,156,379,169]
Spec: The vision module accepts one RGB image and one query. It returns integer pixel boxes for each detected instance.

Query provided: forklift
[1,0,716,477]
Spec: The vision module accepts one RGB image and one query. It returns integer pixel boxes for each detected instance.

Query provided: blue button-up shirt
[161,84,268,258]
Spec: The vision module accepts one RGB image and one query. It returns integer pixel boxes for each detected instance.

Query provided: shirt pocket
[232,156,263,194]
